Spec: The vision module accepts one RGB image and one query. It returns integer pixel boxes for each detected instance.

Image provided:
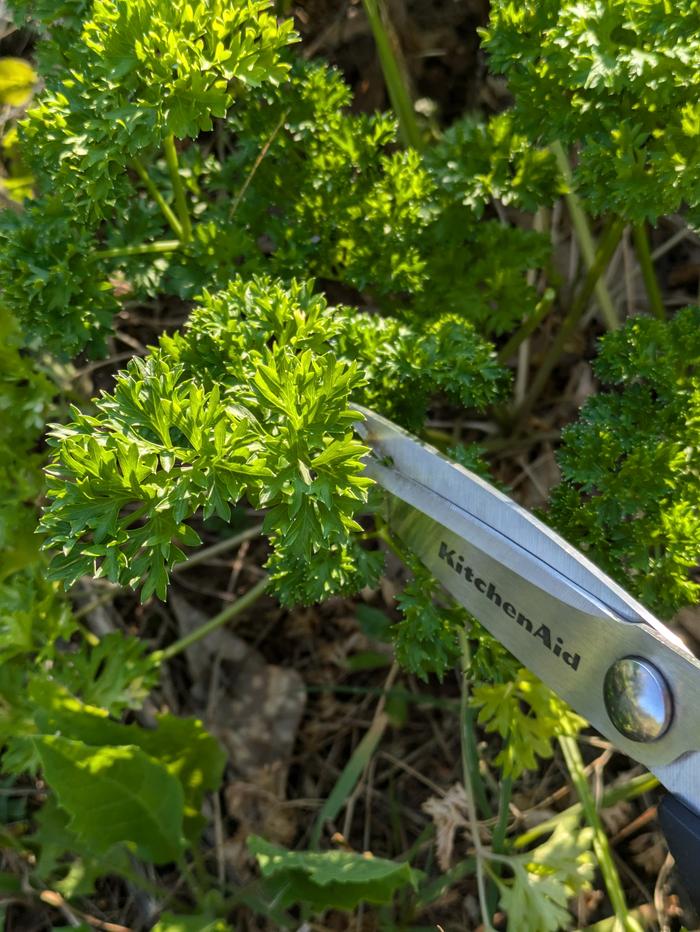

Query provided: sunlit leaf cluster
[3,680,225,864]
[494,815,594,932]
[483,0,700,222]
[19,0,296,219]
[472,669,586,779]
[223,60,551,334]
[41,278,376,605]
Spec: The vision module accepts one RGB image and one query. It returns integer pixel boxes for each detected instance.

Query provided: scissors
[355,405,700,910]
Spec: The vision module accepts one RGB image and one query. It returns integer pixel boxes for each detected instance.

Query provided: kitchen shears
[355,405,700,909]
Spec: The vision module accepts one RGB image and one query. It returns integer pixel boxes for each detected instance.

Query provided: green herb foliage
[549,307,700,618]
[495,815,594,932]
[23,0,295,218]
[472,669,586,779]
[482,0,700,222]
[249,836,422,910]
[1,0,699,928]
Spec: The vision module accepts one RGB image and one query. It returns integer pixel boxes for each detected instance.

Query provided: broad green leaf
[249,836,421,910]
[34,735,185,864]
[30,680,226,839]
[31,796,131,897]
[0,58,36,105]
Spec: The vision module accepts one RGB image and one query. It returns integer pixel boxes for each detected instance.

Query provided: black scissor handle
[659,794,700,914]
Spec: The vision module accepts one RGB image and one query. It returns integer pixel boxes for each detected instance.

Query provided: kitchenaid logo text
[438,542,580,671]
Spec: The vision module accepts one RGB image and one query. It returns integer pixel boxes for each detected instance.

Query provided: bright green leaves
[335,308,508,431]
[42,277,377,606]
[411,315,509,408]
[5,681,226,864]
[225,59,547,335]
[495,815,594,932]
[83,0,296,138]
[549,307,700,618]
[57,633,158,713]
[249,836,421,910]
[251,349,378,604]
[472,669,586,779]
[427,112,562,217]
[0,198,117,356]
[40,274,508,605]
[42,355,262,600]
[20,0,295,220]
[225,65,429,299]
[0,57,37,106]
[482,0,700,221]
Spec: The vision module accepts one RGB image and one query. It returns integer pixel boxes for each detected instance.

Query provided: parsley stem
[132,157,183,240]
[229,109,288,220]
[152,576,270,663]
[172,522,264,573]
[514,770,658,849]
[515,217,624,426]
[458,628,497,932]
[309,662,398,849]
[118,501,151,530]
[551,140,620,331]
[93,239,181,260]
[497,287,556,363]
[633,222,665,320]
[163,134,192,244]
[485,772,513,920]
[559,735,643,932]
[491,775,512,854]
[362,0,423,151]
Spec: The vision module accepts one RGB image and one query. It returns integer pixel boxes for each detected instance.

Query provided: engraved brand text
[438,541,581,671]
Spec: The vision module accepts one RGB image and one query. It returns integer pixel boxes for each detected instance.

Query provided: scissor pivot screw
[604,656,673,742]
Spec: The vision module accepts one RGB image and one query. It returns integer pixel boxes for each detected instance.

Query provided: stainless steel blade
[365,455,700,811]
[355,405,682,644]
[656,753,700,815]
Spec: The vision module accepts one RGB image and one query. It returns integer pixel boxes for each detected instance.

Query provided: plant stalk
[458,628,496,932]
[362,0,423,151]
[229,110,288,220]
[497,288,556,364]
[172,523,264,573]
[485,772,513,921]
[491,775,512,854]
[309,662,398,849]
[515,218,624,425]
[152,576,270,663]
[132,157,183,240]
[550,141,619,331]
[514,770,659,848]
[163,134,192,244]
[632,222,665,320]
[93,239,181,261]
[559,735,643,932]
